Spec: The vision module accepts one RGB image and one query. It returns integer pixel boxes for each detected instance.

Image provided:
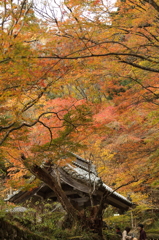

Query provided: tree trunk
[30,164,79,221]
[30,164,105,238]
[21,156,105,239]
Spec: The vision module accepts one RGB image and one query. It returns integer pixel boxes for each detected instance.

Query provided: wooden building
[6,153,132,211]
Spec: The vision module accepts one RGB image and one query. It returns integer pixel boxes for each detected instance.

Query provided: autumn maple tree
[1,0,159,238]
[33,0,159,216]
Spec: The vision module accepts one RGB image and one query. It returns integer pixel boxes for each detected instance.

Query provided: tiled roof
[5,152,132,208]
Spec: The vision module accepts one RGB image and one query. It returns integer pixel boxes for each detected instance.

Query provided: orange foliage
[1,0,159,205]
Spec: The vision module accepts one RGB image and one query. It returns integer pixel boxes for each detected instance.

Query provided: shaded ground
[0,217,50,240]
[1,213,159,240]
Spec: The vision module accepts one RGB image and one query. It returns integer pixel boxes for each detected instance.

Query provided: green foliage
[0,199,7,218]
[0,159,7,178]
[104,214,131,230]
[103,230,121,240]
[120,79,132,87]
[151,180,159,187]
[129,205,154,224]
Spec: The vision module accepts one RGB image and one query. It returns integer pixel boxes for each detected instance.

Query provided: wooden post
[130,210,133,228]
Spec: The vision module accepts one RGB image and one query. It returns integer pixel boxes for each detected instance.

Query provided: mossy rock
[103,232,121,240]
[0,217,49,240]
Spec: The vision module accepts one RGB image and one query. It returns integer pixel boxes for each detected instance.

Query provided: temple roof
[6,153,132,211]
